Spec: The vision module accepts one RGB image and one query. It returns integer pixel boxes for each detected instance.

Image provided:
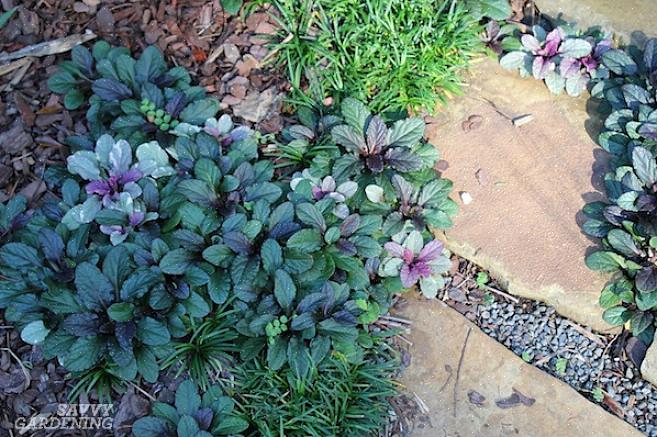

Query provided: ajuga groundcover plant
[47,41,220,148]
[500,24,611,96]
[0,42,458,433]
[581,38,657,342]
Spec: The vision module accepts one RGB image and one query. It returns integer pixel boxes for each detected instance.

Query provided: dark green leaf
[0,243,40,267]
[135,46,167,84]
[267,336,287,370]
[287,337,311,378]
[274,269,296,311]
[107,302,134,322]
[221,0,243,15]
[179,98,220,125]
[602,306,631,326]
[137,317,171,346]
[75,263,114,311]
[175,380,201,415]
[287,229,323,252]
[159,249,194,275]
[132,417,172,437]
[64,336,104,371]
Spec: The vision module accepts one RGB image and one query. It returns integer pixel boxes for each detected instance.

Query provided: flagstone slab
[397,296,642,437]
[540,0,657,41]
[426,57,613,331]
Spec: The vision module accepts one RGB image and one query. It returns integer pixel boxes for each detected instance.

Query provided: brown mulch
[0,0,288,203]
[0,1,290,435]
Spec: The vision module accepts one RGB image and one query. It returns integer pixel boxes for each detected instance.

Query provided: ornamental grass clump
[257,0,482,113]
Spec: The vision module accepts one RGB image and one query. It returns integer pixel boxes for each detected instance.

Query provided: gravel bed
[475,299,656,435]
[437,256,656,436]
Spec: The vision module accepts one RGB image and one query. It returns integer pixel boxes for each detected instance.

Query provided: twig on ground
[1,346,30,393]
[0,31,96,62]
[563,319,607,347]
[453,327,472,417]
[483,284,520,303]
[0,57,31,77]
[128,381,156,402]
[412,392,430,414]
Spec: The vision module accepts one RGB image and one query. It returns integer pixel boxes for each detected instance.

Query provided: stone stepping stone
[427,57,611,331]
[540,0,657,41]
[396,296,642,436]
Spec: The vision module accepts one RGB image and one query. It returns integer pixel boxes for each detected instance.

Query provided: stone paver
[540,0,657,41]
[427,57,612,331]
[397,296,642,437]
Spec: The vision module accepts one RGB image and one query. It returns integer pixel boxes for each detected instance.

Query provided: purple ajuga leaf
[119,167,143,184]
[521,34,541,52]
[637,194,657,212]
[86,179,111,196]
[269,221,301,240]
[332,310,358,325]
[230,126,252,142]
[559,57,581,78]
[169,281,191,299]
[366,115,388,155]
[336,238,357,256]
[340,214,361,237]
[115,321,136,350]
[581,56,598,72]
[603,205,633,225]
[637,266,657,293]
[366,154,385,173]
[100,224,125,236]
[321,176,337,193]
[400,264,418,288]
[129,211,146,227]
[193,408,214,431]
[312,185,325,200]
[639,123,657,140]
[321,282,337,315]
[365,257,380,277]
[417,240,444,263]
[594,39,612,58]
[297,292,325,313]
[400,261,432,288]
[532,56,552,79]
[223,231,253,255]
[165,92,187,118]
[384,148,423,172]
[541,28,564,57]
[384,241,405,258]
[392,174,414,205]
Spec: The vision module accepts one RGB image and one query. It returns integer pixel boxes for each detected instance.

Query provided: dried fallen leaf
[625,337,647,368]
[602,393,625,417]
[495,393,521,409]
[475,168,489,186]
[461,114,483,132]
[467,390,486,407]
[192,46,207,62]
[512,388,535,406]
